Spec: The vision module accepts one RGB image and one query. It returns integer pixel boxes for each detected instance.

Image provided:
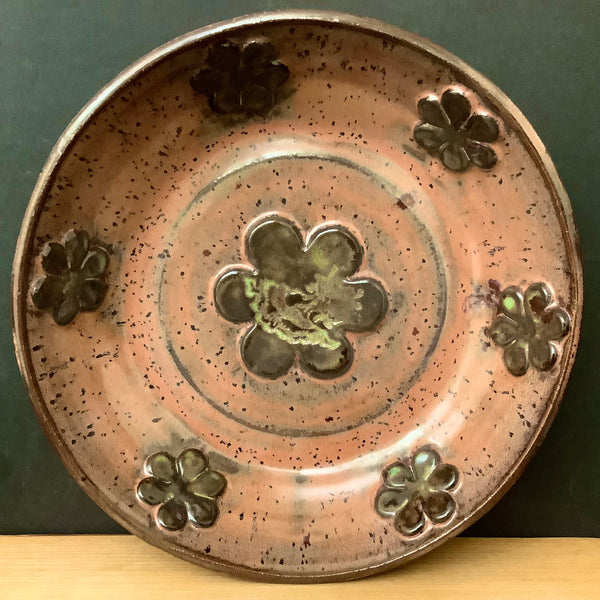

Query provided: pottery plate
[12,12,582,581]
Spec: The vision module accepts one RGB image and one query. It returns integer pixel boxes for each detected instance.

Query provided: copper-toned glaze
[12,12,582,581]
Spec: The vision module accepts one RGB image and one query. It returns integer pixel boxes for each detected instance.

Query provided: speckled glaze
[12,12,582,582]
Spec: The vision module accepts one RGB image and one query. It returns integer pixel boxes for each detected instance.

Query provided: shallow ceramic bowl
[12,11,582,582]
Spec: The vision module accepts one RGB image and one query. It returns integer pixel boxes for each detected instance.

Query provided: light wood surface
[0,535,598,599]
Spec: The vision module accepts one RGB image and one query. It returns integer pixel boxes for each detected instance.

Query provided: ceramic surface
[12,12,582,581]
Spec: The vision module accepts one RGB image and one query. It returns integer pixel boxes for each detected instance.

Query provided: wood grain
[0,536,598,599]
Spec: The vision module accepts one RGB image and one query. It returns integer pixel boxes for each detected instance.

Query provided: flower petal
[206,40,241,70]
[541,308,570,341]
[382,462,414,487]
[245,217,303,280]
[413,123,447,151]
[80,248,109,278]
[41,242,68,276]
[464,113,499,142]
[395,497,426,536]
[417,96,449,128]
[52,294,79,325]
[187,470,227,499]
[157,498,188,531]
[262,62,290,90]
[306,227,363,277]
[498,286,525,321]
[187,497,219,528]
[441,89,471,128]
[428,463,459,491]
[190,68,221,95]
[31,276,64,310]
[440,144,469,171]
[423,491,456,524]
[176,448,207,482]
[77,279,106,311]
[241,325,295,379]
[241,83,273,114]
[529,339,557,372]
[63,230,89,270]
[342,279,388,332]
[523,282,552,318]
[242,40,277,68]
[375,488,411,517]
[299,336,353,379]
[213,268,255,323]
[412,447,441,481]
[210,88,242,114]
[503,340,529,376]
[137,477,170,506]
[490,314,519,348]
[146,452,177,483]
[464,140,498,169]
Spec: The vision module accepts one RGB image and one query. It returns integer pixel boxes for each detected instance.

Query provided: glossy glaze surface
[13,13,582,581]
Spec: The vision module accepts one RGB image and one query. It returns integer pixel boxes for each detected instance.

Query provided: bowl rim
[11,9,584,582]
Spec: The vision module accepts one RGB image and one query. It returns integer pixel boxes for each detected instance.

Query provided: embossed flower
[375,447,459,537]
[213,216,388,380]
[31,230,109,325]
[190,39,290,115]
[490,282,570,376]
[137,448,227,531]
[413,88,499,171]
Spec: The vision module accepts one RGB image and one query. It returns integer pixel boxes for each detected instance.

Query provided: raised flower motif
[413,88,500,171]
[375,447,459,537]
[190,39,289,115]
[31,229,109,325]
[490,282,570,376]
[213,216,388,380]
[136,448,227,531]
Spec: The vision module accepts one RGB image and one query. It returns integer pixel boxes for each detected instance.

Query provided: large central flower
[213,216,388,380]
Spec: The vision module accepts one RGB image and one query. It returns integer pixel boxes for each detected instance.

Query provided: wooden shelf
[1,535,598,599]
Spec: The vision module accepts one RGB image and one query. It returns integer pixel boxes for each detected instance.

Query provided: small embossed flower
[413,88,500,171]
[213,216,388,380]
[31,230,109,325]
[136,448,227,531]
[490,282,570,376]
[375,447,459,537]
[190,39,290,115]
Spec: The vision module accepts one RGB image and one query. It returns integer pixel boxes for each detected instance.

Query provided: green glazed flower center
[243,266,363,350]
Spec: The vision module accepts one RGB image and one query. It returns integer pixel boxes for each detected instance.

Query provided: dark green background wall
[1,1,599,536]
